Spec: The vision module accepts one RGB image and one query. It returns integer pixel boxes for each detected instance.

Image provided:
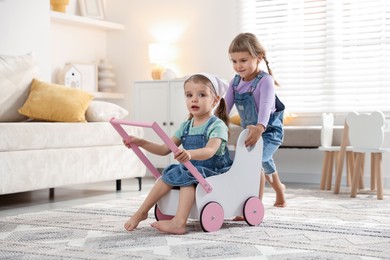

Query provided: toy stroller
[110,118,264,232]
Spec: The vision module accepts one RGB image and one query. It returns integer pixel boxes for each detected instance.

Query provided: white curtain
[238,0,390,115]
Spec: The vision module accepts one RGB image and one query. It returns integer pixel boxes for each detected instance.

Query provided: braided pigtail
[264,56,280,87]
[214,98,230,136]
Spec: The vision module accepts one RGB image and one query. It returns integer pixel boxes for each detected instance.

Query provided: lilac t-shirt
[225,73,276,128]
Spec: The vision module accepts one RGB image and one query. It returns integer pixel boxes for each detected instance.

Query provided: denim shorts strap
[203,115,217,134]
[232,74,241,91]
[249,71,266,94]
[183,120,191,134]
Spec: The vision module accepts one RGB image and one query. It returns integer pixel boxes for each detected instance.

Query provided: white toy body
[157,129,263,219]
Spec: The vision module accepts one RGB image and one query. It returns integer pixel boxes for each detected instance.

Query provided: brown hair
[184,74,230,127]
[228,32,279,86]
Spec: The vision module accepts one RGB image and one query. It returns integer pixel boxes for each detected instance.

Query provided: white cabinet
[133,80,188,168]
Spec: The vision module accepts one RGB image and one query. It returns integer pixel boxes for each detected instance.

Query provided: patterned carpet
[0,187,389,259]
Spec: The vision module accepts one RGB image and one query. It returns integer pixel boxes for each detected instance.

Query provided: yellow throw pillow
[18,79,93,122]
[230,114,241,126]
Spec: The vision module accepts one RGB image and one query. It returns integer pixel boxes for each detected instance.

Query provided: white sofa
[0,122,146,196]
[0,53,146,196]
[228,123,343,148]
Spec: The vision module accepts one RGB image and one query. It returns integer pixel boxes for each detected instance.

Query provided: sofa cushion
[0,122,143,152]
[230,112,297,127]
[86,100,128,122]
[280,126,322,148]
[18,79,93,122]
[0,52,39,122]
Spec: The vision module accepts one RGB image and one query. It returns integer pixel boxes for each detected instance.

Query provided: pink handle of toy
[110,118,213,193]
[110,119,160,179]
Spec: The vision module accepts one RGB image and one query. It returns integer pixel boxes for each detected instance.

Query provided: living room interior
[1,0,390,259]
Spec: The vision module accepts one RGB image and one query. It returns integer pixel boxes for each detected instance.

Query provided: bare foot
[274,183,286,208]
[124,212,148,231]
[232,216,245,221]
[151,219,186,235]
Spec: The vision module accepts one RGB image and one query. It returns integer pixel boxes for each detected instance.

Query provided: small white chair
[346,111,389,200]
[319,113,338,190]
[319,113,353,190]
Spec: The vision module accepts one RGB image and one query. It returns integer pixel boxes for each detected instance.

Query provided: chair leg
[358,157,365,189]
[370,153,376,191]
[326,152,334,190]
[334,122,349,194]
[334,163,342,194]
[346,152,354,186]
[374,153,384,200]
[320,152,330,190]
[351,152,364,198]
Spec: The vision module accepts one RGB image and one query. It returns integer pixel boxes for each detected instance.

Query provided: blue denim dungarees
[233,71,284,174]
[161,116,233,187]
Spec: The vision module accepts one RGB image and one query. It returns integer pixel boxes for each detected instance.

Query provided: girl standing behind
[225,33,286,212]
[123,73,232,234]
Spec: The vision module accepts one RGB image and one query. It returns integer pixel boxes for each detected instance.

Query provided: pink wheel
[200,201,224,232]
[243,196,264,226]
[154,204,174,221]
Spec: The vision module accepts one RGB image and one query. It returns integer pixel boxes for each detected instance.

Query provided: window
[238,0,390,115]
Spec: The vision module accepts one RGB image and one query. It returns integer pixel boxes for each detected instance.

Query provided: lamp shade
[148,43,176,64]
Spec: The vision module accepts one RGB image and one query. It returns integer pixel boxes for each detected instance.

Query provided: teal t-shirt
[174,117,229,155]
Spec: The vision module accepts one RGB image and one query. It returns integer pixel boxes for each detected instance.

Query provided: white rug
[0,187,389,259]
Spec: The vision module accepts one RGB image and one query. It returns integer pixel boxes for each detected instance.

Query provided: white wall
[105,0,238,113]
[0,0,50,80]
[50,23,107,83]
[49,0,109,83]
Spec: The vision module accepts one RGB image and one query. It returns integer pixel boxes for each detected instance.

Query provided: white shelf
[91,92,125,99]
[50,11,125,31]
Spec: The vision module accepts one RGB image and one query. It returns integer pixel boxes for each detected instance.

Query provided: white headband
[194,72,229,97]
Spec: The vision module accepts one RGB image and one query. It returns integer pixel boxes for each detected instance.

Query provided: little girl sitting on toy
[123,73,232,235]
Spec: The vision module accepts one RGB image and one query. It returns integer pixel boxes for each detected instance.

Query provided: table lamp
[148,43,176,80]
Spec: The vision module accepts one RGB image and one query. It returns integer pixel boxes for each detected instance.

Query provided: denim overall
[161,116,233,187]
[233,71,284,174]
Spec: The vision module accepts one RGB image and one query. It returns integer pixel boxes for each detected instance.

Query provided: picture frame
[71,62,98,93]
[79,0,105,20]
